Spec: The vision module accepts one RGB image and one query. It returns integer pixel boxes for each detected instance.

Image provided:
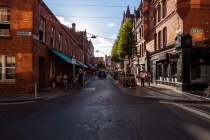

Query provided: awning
[87,63,97,70]
[76,60,89,69]
[47,47,79,65]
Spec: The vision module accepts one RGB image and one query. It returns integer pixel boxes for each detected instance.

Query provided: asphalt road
[0,76,210,140]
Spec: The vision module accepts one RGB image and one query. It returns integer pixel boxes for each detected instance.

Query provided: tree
[97,58,103,68]
[118,18,136,60]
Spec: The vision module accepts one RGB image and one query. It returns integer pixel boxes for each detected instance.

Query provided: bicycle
[63,78,74,92]
[203,83,210,98]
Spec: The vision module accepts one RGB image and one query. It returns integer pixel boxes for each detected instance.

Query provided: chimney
[72,23,76,31]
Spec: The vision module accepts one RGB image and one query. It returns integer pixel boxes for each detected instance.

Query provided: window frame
[51,26,55,47]
[0,55,15,83]
[39,16,45,42]
[0,7,10,36]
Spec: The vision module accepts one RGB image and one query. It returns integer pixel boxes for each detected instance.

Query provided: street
[0,75,210,140]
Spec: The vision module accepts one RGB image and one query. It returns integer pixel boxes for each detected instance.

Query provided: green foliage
[97,58,104,68]
[110,18,136,62]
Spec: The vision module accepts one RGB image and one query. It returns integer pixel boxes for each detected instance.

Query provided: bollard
[35,83,37,98]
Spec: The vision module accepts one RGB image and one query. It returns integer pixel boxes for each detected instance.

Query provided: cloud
[107,23,115,27]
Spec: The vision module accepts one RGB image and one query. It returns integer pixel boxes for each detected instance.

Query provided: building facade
[132,0,210,91]
[0,0,94,94]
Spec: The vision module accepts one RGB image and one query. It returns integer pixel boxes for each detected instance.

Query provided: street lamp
[83,34,96,72]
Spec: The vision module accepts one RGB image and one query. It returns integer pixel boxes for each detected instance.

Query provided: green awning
[47,47,74,64]
[76,60,89,69]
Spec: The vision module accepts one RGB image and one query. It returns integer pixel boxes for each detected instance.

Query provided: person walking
[140,70,147,87]
[147,71,152,87]
[78,69,84,86]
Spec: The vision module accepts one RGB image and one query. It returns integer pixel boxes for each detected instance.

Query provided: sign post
[124,55,129,87]
[72,55,76,79]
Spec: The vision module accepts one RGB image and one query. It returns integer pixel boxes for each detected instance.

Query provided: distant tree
[97,58,103,68]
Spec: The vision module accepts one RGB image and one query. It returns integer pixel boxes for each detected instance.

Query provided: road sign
[72,58,76,64]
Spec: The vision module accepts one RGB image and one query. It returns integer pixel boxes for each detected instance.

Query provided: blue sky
[43,0,141,57]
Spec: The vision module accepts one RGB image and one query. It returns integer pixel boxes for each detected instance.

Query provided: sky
[42,0,141,57]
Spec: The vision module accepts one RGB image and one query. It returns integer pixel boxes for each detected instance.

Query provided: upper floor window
[154,33,157,51]
[158,5,161,22]
[65,39,68,54]
[0,7,10,36]
[59,34,62,51]
[39,16,45,42]
[158,31,162,49]
[0,55,15,83]
[51,26,55,47]
[163,0,167,18]
[163,27,167,47]
[154,9,157,26]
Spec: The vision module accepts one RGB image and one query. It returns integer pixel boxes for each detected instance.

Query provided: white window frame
[0,55,15,83]
[0,7,10,36]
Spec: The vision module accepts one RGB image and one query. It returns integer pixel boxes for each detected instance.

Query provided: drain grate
[2,109,39,118]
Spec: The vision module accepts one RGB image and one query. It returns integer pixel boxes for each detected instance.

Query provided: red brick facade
[0,0,94,94]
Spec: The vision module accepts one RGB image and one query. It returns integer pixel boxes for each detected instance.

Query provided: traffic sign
[72,58,76,64]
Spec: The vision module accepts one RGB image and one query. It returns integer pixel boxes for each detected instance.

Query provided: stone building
[0,0,93,94]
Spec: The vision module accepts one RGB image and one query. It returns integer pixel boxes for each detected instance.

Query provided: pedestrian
[78,69,84,86]
[140,70,147,87]
[63,73,67,86]
[147,71,152,87]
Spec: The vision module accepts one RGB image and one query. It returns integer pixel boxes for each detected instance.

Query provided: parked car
[98,70,106,78]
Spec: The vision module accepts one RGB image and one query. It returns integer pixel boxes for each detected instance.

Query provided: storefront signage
[16,31,31,36]
[191,29,203,33]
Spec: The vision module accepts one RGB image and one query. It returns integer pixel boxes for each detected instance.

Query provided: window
[158,31,162,49]
[158,5,161,22]
[65,39,68,54]
[59,34,62,51]
[163,0,167,18]
[0,55,15,82]
[154,9,157,25]
[39,16,45,42]
[154,33,157,51]
[51,26,55,47]
[163,27,167,47]
[0,7,10,36]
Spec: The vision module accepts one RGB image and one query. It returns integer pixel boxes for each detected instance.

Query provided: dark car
[98,70,106,78]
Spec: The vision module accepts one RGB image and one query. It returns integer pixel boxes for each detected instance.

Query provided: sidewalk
[0,75,209,104]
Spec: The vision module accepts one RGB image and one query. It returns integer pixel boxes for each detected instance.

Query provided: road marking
[174,104,210,120]
[82,88,95,90]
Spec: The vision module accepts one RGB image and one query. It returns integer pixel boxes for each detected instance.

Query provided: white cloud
[107,23,115,27]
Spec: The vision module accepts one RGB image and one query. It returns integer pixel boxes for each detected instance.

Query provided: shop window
[171,63,177,82]
[191,64,210,83]
[163,63,169,81]
[0,7,10,36]
[51,26,55,47]
[39,16,45,42]
[0,55,15,82]
[157,64,162,80]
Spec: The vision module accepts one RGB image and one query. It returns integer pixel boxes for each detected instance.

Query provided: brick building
[0,0,94,94]
[126,0,210,91]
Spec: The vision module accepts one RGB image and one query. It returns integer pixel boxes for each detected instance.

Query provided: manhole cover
[2,109,39,118]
